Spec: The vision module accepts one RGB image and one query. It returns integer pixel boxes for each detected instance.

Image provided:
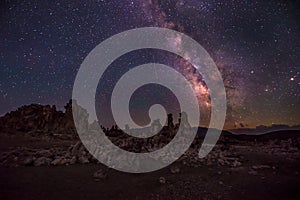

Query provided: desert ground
[1,130,299,200]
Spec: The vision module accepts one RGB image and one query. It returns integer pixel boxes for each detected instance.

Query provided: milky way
[0,0,299,129]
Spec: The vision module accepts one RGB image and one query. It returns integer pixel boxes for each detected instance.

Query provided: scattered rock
[93,169,108,181]
[232,160,242,167]
[78,156,89,164]
[252,165,271,170]
[70,156,77,165]
[170,166,180,174]
[248,169,258,175]
[51,157,68,166]
[34,157,52,166]
[36,149,52,158]
[23,156,35,166]
[70,142,82,155]
[230,167,245,172]
[159,177,166,184]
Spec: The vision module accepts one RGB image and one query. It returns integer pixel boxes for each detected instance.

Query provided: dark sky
[0,0,299,129]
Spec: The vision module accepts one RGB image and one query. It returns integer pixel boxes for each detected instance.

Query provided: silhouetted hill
[226,130,300,142]
[229,125,300,135]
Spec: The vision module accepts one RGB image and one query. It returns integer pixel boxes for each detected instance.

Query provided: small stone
[51,158,62,166]
[232,160,242,167]
[36,150,52,158]
[218,158,225,166]
[78,156,89,164]
[93,169,108,180]
[69,156,77,165]
[23,156,34,166]
[170,166,180,174]
[51,157,68,166]
[159,177,166,184]
[252,165,270,170]
[248,169,258,175]
[34,157,51,166]
[71,142,82,155]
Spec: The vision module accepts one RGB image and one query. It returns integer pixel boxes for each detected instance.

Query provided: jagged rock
[34,157,52,166]
[0,100,78,137]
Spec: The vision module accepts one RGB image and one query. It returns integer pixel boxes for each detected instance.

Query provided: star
[0,0,299,129]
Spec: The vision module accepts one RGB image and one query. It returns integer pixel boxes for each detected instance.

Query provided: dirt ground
[0,134,299,200]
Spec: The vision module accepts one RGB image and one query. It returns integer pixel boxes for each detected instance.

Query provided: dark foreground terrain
[0,131,300,200]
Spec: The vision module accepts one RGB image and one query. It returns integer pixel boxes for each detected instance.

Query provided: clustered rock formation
[0,100,77,138]
[0,99,299,185]
[0,141,97,167]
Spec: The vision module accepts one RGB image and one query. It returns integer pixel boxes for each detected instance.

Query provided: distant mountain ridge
[229,125,300,135]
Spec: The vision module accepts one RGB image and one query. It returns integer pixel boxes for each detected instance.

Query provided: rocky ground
[0,131,299,200]
[0,103,299,199]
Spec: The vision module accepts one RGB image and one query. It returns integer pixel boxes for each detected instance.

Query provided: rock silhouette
[0,100,77,138]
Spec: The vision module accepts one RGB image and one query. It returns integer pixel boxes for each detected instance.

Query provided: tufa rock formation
[0,100,77,138]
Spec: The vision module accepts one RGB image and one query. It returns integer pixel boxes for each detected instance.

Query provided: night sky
[0,0,299,129]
